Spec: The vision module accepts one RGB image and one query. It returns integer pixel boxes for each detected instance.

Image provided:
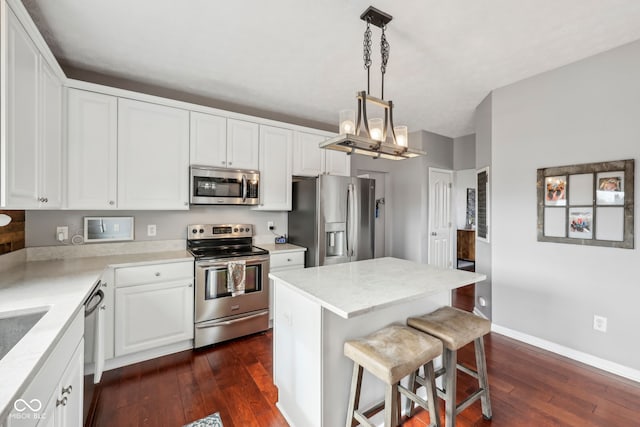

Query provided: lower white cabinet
[114,261,194,357]
[268,250,305,325]
[6,311,84,427]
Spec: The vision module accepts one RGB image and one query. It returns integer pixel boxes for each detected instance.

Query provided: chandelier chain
[380,23,390,75]
[363,18,372,70]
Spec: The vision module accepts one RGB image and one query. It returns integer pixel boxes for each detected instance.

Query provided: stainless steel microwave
[190,166,260,205]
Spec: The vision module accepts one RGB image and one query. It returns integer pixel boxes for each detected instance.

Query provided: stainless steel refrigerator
[288,175,375,267]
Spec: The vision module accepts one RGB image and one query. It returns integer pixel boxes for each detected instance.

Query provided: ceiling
[21,0,640,138]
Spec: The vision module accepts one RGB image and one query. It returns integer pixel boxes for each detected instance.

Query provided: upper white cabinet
[1,7,62,209]
[117,98,190,210]
[67,89,118,209]
[253,125,293,211]
[227,119,260,170]
[190,114,259,171]
[292,131,351,177]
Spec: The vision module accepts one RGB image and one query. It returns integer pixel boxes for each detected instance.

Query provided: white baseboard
[492,324,640,383]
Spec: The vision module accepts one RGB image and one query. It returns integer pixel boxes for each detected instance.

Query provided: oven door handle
[195,310,268,329]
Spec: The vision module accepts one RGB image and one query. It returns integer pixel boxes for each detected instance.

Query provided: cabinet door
[67,89,118,209]
[253,125,292,211]
[292,132,325,177]
[118,99,190,209]
[325,150,351,176]
[227,119,259,170]
[190,112,227,167]
[115,280,194,356]
[56,339,84,427]
[3,8,39,208]
[38,60,63,208]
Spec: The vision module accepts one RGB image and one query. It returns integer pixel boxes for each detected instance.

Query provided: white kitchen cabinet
[227,119,259,170]
[66,89,118,209]
[114,261,194,357]
[253,125,293,211]
[292,131,351,177]
[190,114,259,171]
[117,98,190,210]
[6,310,83,427]
[268,249,305,326]
[1,7,62,209]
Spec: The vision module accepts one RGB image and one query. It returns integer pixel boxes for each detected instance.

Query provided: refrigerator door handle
[347,183,356,257]
[345,184,351,256]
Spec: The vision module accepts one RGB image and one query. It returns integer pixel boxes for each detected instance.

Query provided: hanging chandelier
[320,6,426,160]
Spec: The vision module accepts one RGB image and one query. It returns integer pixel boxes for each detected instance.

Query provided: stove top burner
[186,223,268,260]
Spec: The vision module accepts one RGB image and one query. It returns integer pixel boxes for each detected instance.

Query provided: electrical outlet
[267,221,275,230]
[147,224,157,237]
[593,315,607,333]
[56,226,68,242]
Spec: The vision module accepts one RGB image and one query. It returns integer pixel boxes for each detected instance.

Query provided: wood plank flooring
[91,302,640,426]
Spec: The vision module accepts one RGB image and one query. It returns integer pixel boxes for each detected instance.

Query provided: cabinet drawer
[270,251,305,269]
[115,261,193,287]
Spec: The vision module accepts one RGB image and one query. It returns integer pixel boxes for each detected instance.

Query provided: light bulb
[394,126,408,147]
[368,118,384,141]
[339,110,356,134]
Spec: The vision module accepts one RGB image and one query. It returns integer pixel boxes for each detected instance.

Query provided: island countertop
[268,256,486,319]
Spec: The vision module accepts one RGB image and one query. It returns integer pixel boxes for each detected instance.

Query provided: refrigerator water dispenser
[325,222,346,258]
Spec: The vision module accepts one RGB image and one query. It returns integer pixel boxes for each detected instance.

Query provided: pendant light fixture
[320,6,426,160]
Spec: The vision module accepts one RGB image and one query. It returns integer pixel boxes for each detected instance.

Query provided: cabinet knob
[62,385,72,395]
[228,162,232,165]
[184,201,189,206]
[155,272,161,277]
[287,258,292,262]
[109,200,115,206]
[102,282,108,287]
[188,283,193,287]
[221,161,226,165]
[100,305,106,310]
[56,396,67,407]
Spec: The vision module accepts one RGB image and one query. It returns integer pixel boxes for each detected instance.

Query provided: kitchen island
[269,257,486,427]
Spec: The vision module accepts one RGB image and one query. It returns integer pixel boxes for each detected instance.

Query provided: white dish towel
[227,260,246,296]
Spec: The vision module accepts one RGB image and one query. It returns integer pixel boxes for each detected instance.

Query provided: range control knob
[199,228,204,233]
[234,228,239,232]
[191,229,198,234]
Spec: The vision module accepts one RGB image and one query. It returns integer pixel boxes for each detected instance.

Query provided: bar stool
[407,306,492,427]
[344,324,442,427]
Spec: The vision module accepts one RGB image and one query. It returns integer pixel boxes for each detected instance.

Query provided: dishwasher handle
[85,288,105,317]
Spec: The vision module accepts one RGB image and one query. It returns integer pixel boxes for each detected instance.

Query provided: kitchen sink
[0,309,48,360]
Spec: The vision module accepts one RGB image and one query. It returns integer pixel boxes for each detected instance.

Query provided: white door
[115,280,194,356]
[227,119,259,170]
[292,131,325,176]
[118,99,190,210]
[38,60,63,208]
[57,340,84,427]
[428,168,454,268]
[4,9,40,208]
[253,125,292,211]
[66,89,118,209]
[189,112,227,167]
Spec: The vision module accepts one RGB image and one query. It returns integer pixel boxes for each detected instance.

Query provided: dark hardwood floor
[91,289,640,427]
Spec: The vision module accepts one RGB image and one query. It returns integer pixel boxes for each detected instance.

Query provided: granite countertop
[268,257,486,319]
[0,250,193,421]
[257,243,306,254]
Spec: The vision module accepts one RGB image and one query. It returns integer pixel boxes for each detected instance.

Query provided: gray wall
[474,94,492,319]
[26,207,287,247]
[491,39,640,370]
[351,130,453,264]
[453,134,476,170]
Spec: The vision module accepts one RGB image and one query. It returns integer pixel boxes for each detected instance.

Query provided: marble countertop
[269,257,486,319]
[0,250,193,421]
[256,243,306,254]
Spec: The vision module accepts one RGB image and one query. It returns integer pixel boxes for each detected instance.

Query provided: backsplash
[0,210,25,255]
[25,206,287,247]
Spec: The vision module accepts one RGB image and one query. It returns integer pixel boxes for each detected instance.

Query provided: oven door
[190,166,260,205]
[194,254,270,323]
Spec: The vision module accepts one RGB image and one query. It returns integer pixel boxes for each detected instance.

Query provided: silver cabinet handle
[188,283,193,287]
[228,161,232,165]
[56,396,67,407]
[109,200,115,206]
[155,272,161,277]
[184,201,189,206]
[221,161,226,165]
[431,232,437,236]
[62,385,72,395]
[100,305,106,310]
[287,258,292,262]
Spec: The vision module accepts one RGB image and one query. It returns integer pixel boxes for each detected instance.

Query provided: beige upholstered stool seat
[407,306,492,427]
[407,306,491,350]
[344,324,443,385]
[344,324,443,427]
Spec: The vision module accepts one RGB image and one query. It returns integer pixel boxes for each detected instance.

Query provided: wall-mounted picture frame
[537,159,634,249]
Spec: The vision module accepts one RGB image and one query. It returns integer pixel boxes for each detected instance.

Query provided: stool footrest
[434,386,488,416]
[457,363,479,379]
[353,409,377,427]
[360,401,385,420]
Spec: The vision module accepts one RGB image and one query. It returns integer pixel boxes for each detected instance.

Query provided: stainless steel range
[187,224,270,348]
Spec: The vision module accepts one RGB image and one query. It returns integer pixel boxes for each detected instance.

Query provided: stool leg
[474,336,492,420]
[404,369,418,417]
[443,348,457,427]
[346,363,363,427]
[424,361,441,427]
[385,383,398,427]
